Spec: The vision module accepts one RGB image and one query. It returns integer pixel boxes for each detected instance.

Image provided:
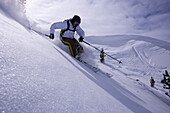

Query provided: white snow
[0,1,170,113]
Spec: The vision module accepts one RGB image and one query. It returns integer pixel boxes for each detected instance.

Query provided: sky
[25,0,170,41]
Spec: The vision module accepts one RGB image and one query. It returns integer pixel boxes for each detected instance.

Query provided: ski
[79,60,113,78]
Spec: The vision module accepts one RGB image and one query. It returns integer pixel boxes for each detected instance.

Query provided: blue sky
[25,0,170,41]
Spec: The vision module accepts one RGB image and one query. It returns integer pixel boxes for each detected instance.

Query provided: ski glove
[49,33,54,39]
[79,36,84,42]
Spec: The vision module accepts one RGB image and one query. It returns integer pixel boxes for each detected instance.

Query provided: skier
[49,15,85,60]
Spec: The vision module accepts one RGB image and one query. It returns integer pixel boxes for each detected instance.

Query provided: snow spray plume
[0,0,30,28]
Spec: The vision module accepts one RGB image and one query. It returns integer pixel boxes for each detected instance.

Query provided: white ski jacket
[50,20,85,39]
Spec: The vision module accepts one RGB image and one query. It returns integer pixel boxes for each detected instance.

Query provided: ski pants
[61,37,83,57]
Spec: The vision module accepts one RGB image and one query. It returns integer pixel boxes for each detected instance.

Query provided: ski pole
[32,29,50,38]
[45,34,50,37]
[83,40,101,51]
[83,40,122,64]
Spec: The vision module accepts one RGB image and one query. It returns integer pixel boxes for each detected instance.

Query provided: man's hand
[49,33,54,39]
[79,36,84,42]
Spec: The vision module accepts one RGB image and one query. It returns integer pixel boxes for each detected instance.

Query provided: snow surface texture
[0,1,170,113]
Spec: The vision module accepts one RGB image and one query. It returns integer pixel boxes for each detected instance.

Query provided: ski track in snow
[85,36,170,108]
[52,46,152,113]
[53,34,170,112]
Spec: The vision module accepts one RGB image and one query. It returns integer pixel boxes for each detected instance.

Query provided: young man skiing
[49,15,85,60]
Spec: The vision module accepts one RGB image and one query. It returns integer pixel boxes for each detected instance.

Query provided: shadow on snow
[54,47,152,113]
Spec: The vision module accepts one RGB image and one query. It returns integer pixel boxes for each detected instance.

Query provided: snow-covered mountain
[0,1,170,113]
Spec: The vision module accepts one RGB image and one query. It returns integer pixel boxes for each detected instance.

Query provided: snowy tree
[161,70,170,89]
[150,77,155,87]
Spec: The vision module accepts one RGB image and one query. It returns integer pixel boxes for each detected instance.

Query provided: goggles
[74,21,80,25]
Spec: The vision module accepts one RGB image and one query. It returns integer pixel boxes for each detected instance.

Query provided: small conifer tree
[161,70,170,89]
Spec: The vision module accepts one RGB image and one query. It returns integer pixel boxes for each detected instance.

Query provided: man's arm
[76,26,85,38]
[76,26,85,42]
[50,21,67,34]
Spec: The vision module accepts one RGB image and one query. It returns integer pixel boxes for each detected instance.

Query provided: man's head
[71,15,81,28]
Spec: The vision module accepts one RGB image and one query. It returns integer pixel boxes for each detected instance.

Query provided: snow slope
[0,3,170,113]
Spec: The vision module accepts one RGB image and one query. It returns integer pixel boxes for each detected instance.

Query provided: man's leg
[61,38,82,57]
[72,38,84,56]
